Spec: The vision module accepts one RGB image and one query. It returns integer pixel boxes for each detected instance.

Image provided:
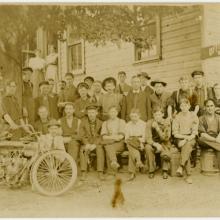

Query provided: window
[134,16,161,63]
[68,40,85,75]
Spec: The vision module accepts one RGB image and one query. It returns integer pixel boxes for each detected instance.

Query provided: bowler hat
[102,77,117,90]
[39,81,49,88]
[47,119,61,128]
[151,79,167,87]
[191,71,204,78]
[22,67,33,73]
[77,82,89,90]
[138,72,151,80]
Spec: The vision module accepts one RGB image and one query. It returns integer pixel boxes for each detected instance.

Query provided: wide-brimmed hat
[102,77,117,90]
[138,72,151,80]
[191,70,204,78]
[47,119,61,128]
[151,79,167,87]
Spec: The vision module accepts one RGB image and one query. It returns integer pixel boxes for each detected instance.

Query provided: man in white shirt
[125,109,146,181]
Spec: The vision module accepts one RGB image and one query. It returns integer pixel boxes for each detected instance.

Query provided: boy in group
[34,106,50,135]
[115,71,131,96]
[198,99,220,169]
[84,76,94,97]
[168,76,199,116]
[90,80,104,104]
[74,82,96,119]
[101,106,126,173]
[145,106,172,179]
[58,72,79,114]
[121,75,151,122]
[59,102,81,162]
[79,105,105,181]
[99,77,123,121]
[149,79,172,119]
[125,109,146,181]
[172,98,199,184]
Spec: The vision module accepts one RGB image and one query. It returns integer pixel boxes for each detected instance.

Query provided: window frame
[133,15,161,65]
[67,39,85,75]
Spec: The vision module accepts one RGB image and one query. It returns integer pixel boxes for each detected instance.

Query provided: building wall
[201,4,220,86]
[77,8,202,91]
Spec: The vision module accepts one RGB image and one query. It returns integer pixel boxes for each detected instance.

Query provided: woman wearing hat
[99,77,123,121]
[149,79,172,119]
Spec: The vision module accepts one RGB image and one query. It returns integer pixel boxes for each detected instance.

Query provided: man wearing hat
[99,77,123,120]
[22,67,35,125]
[121,75,152,122]
[138,72,153,95]
[75,82,97,119]
[59,102,81,162]
[34,81,59,121]
[149,79,172,119]
[39,119,65,151]
[115,71,132,96]
[191,70,213,116]
[79,104,105,181]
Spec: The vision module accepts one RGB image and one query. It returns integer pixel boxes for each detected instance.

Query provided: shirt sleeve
[191,114,199,136]
[118,119,126,136]
[172,116,180,136]
[101,121,108,136]
[198,116,206,135]
[145,120,153,145]
[124,123,130,141]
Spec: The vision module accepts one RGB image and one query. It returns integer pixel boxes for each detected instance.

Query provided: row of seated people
[31,97,220,184]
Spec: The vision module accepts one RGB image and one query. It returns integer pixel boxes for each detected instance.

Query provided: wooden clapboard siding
[76,8,202,92]
[201,5,220,86]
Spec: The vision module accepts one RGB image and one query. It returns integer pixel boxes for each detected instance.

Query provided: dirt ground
[0,165,220,218]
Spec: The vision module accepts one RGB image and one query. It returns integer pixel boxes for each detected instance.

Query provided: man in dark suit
[79,105,105,180]
[34,81,59,121]
[121,75,152,122]
[138,72,153,96]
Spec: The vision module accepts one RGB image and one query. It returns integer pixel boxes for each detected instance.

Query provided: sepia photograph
[0,1,220,217]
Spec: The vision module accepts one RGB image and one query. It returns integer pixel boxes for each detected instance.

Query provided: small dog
[111,178,125,208]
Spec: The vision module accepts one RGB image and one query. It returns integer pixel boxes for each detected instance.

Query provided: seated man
[39,119,65,152]
[101,106,126,173]
[34,106,50,135]
[145,106,172,179]
[198,99,220,169]
[125,109,146,181]
[79,105,105,181]
[172,98,199,184]
[59,102,81,162]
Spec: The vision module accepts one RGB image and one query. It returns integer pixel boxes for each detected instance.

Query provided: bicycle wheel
[31,150,77,196]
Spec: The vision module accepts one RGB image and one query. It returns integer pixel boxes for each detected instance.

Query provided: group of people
[1,68,220,184]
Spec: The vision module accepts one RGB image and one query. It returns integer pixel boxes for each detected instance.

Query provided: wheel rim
[32,150,77,196]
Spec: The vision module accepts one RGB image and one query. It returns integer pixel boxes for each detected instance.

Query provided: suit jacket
[141,85,154,96]
[79,117,103,145]
[115,83,132,96]
[34,95,59,121]
[121,90,152,122]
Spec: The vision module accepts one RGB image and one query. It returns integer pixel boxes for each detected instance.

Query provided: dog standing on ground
[111,178,125,208]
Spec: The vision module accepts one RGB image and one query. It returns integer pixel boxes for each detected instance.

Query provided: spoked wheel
[31,150,77,196]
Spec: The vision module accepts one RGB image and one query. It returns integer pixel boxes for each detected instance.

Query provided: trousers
[66,140,80,162]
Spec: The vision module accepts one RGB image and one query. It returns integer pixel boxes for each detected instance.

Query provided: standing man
[79,105,105,181]
[121,75,151,122]
[172,98,199,184]
[138,72,153,95]
[58,72,79,114]
[191,70,212,116]
[150,79,172,119]
[145,106,172,179]
[59,102,81,162]
[115,71,132,96]
[84,76,95,98]
[2,81,31,140]
[90,80,104,104]
[34,81,59,121]
[22,67,35,125]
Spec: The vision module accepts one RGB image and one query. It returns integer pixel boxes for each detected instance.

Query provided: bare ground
[0,166,220,217]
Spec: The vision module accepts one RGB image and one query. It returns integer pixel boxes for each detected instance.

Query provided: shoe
[98,172,105,181]
[80,171,87,181]
[136,161,144,169]
[176,166,183,177]
[127,173,136,181]
[163,171,168,179]
[148,172,154,179]
[185,176,193,184]
[111,161,120,171]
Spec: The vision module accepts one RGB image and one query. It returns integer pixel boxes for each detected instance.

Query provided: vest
[60,117,80,137]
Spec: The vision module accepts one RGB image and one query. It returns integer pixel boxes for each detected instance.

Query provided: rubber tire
[31,150,77,196]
